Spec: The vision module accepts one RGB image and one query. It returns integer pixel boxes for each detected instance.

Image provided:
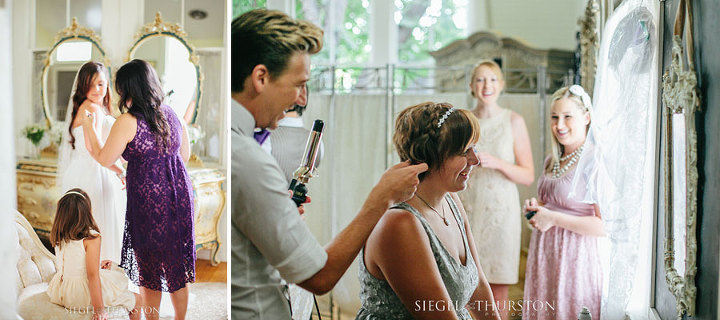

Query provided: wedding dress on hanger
[570,0,659,318]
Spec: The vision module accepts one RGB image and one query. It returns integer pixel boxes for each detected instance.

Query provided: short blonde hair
[393,102,480,180]
[469,60,504,97]
[231,9,324,92]
[546,85,593,172]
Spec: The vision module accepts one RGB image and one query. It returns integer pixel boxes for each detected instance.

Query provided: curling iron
[288,119,324,207]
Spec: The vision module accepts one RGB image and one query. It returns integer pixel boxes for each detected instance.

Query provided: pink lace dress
[523,159,602,319]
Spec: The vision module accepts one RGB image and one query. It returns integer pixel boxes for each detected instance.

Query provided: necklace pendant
[443,217,449,226]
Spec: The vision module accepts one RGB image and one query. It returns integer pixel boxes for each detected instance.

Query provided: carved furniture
[16,158,226,265]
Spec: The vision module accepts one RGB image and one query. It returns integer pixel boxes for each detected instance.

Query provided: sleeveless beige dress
[459,108,521,284]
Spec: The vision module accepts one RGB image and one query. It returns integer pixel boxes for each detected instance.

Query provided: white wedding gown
[58,115,126,264]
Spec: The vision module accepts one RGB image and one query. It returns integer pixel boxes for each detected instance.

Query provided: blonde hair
[546,85,593,172]
[231,9,324,92]
[393,102,480,180]
[469,60,504,97]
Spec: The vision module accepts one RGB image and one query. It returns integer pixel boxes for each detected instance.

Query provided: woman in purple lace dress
[522,85,604,320]
[82,59,194,320]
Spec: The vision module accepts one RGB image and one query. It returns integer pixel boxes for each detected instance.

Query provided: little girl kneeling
[46,188,140,320]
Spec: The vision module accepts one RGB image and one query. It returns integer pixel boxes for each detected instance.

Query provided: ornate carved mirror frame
[579,0,600,96]
[40,18,110,128]
[661,0,699,317]
[126,12,203,124]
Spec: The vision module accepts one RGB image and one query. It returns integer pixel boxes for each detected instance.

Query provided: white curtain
[571,0,659,318]
[1,0,19,317]
[302,92,548,313]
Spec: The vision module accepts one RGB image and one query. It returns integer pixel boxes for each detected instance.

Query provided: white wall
[1,0,19,317]
[480,0,586,50]
[12,0,228,263]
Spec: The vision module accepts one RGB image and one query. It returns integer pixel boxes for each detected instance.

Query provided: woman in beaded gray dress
[357,102,500,320]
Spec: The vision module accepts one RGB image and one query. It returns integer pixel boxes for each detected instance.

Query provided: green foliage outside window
[233,0,266,18]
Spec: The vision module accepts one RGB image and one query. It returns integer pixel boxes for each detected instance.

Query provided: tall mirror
[127,12,203,125]
[41,18,110,128]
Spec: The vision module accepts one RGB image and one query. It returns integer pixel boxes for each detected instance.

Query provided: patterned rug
[155,282,227,320]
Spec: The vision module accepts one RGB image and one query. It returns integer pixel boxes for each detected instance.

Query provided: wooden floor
[195,259,227,283]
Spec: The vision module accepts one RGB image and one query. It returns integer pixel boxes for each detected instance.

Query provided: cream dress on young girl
[46,231,135,311]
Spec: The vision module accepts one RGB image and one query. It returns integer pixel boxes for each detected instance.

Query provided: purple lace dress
[120,105,195,293]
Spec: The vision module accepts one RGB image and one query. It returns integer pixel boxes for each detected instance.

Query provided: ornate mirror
[661,0,698,317]
[41,18,110,128]
[127,12,203,124]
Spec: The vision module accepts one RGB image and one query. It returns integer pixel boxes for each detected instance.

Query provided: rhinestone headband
[437,107,455,128]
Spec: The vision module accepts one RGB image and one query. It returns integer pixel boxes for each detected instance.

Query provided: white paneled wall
[1,0,19,317]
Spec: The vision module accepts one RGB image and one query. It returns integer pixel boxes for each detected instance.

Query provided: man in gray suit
[231,9,428,319]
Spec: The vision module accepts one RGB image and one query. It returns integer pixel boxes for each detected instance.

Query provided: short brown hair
[50,188,100,247]
[393,102,480,179]
[231,9,323,93]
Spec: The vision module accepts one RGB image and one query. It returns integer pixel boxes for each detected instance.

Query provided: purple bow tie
[253,129,270,145]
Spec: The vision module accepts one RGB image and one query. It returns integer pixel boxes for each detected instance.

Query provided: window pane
[233,0,266,18]
[396,0,466,64]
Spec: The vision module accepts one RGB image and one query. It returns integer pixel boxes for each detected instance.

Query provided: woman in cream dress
[459,60,534,319]
[57,61,126,264]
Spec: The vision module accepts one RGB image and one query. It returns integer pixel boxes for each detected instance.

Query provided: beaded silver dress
[355,195,479,319]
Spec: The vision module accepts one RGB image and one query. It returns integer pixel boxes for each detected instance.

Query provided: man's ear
[250,64,270,93]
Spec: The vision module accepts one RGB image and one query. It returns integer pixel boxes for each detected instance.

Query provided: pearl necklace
[552,144,585,178]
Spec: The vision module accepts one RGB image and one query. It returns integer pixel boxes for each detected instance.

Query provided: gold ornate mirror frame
[661,0,699,317]
[579,0,599,96]
[40,17,110,128]
[126,12,203,124]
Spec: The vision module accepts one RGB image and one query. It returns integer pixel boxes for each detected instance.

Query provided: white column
[11,0,32,158]
[267,0,295,17]
[102,0,144,67]
[369,0,397,65]
[1,0,19,317]
[466,0,490,36]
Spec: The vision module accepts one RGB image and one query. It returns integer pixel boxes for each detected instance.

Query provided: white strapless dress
[46,233,135,311]
[59,116,126,264]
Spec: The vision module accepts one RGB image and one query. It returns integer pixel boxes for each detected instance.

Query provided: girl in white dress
[57,61,126,263]
[47,188,139,320]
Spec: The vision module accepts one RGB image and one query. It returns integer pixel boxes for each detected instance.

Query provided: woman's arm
[180,122,190,163]
[526,199,605,236]
[82,112,137,167]
[84,236,107,319]
[364,209,459,320]
[477,112,534,186]
[450,193,501,320]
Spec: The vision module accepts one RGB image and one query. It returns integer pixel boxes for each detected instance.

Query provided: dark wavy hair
[115,59,172,153]
[50,188,100,247]
[68,61,111,149]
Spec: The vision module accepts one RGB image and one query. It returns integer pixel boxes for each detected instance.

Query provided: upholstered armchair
[14,211,129,319]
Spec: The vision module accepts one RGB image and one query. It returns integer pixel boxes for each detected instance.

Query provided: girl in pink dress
[522,85,604,320]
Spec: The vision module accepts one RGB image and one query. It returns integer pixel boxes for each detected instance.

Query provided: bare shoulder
[83,234,101,247]
[374,208,425,241]
[509,111,527,127]
[117,112,137,123]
